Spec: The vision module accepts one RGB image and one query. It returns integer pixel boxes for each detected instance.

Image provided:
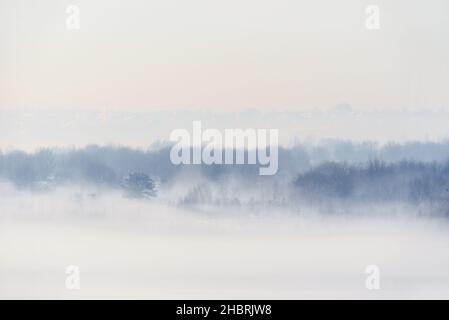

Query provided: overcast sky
[1,0,449,112]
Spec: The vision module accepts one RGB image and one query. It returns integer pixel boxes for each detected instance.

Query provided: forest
[1,140,449,215]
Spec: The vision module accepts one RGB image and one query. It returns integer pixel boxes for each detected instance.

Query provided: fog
[1,184,449,299]
[2,141,449,298]
[3,143,449,215]
[4,109,449,151]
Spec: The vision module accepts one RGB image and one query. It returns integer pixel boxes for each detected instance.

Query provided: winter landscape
[2,0,449,299]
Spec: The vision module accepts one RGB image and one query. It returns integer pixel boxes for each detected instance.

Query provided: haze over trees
[1,141,449,215]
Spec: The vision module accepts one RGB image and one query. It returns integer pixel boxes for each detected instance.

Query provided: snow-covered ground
[1,186,449,299]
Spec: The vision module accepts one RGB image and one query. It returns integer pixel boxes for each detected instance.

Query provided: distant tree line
[294,160,449,214]
[2,142,449,213]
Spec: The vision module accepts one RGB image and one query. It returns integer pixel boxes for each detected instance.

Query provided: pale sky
[1,0,449,112]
